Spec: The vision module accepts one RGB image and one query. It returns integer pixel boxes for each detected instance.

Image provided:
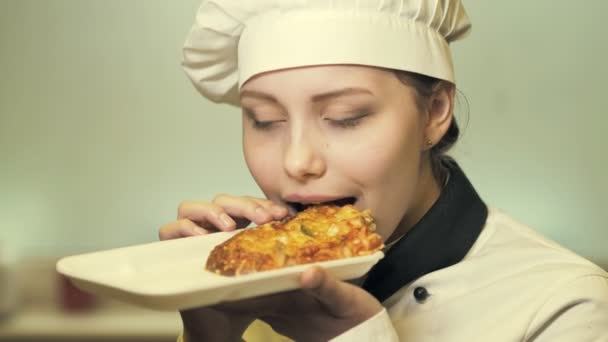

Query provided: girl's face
[240,65,447,241]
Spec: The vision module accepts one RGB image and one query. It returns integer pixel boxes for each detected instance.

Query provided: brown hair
[393,70,460,184]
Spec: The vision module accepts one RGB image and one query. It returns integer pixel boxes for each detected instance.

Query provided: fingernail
[255,207,268,220]
[219,213,234,229]
[302,267,323,289]
[193,227,206,235]
[272,205,287,215]
[310,269,323,288]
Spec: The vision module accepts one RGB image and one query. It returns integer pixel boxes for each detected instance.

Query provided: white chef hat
[182,0,471,106]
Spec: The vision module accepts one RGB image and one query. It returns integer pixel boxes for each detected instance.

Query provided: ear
[424,83,455,150]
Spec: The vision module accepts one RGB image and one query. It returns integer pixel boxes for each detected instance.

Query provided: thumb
[300,266,381,320]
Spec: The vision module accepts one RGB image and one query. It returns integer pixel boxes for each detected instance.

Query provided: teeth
[328,197,356,207]
[288,197,356,212]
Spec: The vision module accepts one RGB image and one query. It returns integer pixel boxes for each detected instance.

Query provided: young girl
[160,1,608,341]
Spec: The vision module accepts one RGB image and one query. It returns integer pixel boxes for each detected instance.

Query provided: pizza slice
[205,204,384,276]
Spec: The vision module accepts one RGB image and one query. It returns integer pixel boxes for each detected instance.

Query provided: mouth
[286,196,357,213]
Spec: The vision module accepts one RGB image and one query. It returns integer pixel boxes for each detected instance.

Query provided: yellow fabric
[176,320,293,342]
[243,320,294,342]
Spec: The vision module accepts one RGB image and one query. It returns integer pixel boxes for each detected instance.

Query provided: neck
[386,160,442,245]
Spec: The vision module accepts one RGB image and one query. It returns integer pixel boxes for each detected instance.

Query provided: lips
[285,196,357,213]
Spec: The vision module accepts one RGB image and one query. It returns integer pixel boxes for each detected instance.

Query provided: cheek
[330,116,423,238]
[332,118,422,183]
[243,135,282,192]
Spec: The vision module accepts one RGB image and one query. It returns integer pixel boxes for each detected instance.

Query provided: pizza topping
[300,224,314,237]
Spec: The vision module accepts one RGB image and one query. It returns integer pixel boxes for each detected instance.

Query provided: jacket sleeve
[524,274,608,342]
[330,308,400,342]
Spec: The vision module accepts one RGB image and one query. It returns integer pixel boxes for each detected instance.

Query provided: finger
[212,194,275,225]
[215,289,304,316]
[177,200,237,231]
[214,294,279,315]
[244,196,289,220]
[159,219,210,240]
[300,266,374,319]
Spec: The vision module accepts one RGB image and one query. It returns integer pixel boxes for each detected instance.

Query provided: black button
[413,286,429,302]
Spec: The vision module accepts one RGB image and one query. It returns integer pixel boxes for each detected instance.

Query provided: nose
[283,132,326,182]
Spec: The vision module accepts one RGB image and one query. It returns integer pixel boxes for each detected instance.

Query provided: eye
[251,119,282,130]
[324,111,370,129]
[243,109,285,131]
[329,117,364,128]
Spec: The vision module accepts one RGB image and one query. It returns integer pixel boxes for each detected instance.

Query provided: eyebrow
[310,87,374,103]
[239,90,279,103]
[239,87,374,104]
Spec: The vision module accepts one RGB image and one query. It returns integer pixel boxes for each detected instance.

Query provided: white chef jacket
[332,207,608,341]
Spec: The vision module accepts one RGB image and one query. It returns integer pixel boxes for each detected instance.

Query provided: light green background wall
[1,1,606,266]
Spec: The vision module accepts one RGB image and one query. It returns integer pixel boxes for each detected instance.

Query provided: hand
[216,266,383,342]
[160,195,382,341]
[159,195,289,341]
[159,194,289,239]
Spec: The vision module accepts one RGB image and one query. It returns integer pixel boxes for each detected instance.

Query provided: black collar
[362,161,488,302]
